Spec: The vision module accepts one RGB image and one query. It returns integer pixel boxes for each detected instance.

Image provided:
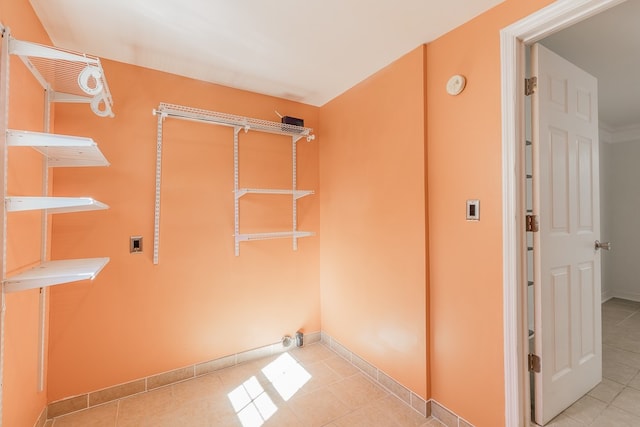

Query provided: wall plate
[130,236,143,253]
[466,199,480,221]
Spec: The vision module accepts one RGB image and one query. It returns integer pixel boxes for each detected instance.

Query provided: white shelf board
[235,188,314,200]
[4,257,109,293]
[6,196,108,213]
[236,231,315,242]
[7,129,109,167]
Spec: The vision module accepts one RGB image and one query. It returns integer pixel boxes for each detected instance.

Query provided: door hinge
[525,77,537,96]
[526,214,539,232]
[528,354,541,373]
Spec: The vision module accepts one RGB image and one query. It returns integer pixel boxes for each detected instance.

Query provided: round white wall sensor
[446,75,466,96]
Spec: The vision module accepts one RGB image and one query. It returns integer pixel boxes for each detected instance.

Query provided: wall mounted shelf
[5,197,108,213]
[4,258,110,293]
[236,231,315,242]
[7,130,110,167]
[153,103,314,142]
[153,102,316,261]
[235,188,314,200]
[1,25,114,397]
[1,32,113,287]
[8,38,114,117]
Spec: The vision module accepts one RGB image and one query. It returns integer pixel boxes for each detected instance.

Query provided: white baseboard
[601,290,614,303]
[610,290,640,303]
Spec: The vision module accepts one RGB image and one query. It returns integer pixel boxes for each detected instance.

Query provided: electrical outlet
[130,236,143,253]
[466,200,480,221]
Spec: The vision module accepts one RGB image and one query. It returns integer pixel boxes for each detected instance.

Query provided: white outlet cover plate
[466,199,480,220]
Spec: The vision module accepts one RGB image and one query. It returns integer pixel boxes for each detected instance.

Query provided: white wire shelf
[4,257,109,293]
[8,38,114,117]
[6,197,108,213]
[235,188,314,200]
[236,231,315,242]
[7,129,110,167]
[154,103,315,141]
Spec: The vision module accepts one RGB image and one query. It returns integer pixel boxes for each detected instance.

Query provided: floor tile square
[561,395,606,424]
[603,359,638,385]
[611,387,640,417]
[588,378,625,404]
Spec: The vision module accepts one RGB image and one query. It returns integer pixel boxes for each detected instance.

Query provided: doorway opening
[500,0,629,425]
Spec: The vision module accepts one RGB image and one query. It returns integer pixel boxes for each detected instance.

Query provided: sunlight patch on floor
[228,352,311,426]
[262,352,312,401]
[228,376,277,427]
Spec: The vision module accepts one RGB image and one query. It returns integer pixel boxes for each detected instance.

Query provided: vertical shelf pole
[153,112,164,264]
[234,127,241,256]
[0,26,10,427]
[37,87,52,392]
[292,135,302,251]
[41,89,51,261]
[292,136,298,251]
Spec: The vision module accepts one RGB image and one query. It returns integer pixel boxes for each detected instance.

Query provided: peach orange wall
[426,1,553,426]
[319,46,427,398]
[48,60,320,401]
[1,1,53,426]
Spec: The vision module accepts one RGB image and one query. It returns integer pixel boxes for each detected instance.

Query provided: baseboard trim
[46,331,321,419]
[32,406,47,427]
[45,330,474,426]
[610,291,640,303]
[320,332,475,426]
[320,331,429,418]
[430,399,475,427]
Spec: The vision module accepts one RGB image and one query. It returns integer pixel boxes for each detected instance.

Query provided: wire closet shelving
[152,103,316,261]
[0,24,113,404]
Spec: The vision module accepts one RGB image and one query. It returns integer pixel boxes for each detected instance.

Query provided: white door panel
[532,43,602,425]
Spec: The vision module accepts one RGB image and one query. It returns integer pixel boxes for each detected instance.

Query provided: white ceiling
[26,0,638,128]
[28,0,504,107]
[542,0,640,131]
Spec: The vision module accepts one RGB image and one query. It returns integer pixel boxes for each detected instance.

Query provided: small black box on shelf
[281,116,304,132]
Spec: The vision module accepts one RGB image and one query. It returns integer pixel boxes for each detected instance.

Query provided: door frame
[500,0,627,425]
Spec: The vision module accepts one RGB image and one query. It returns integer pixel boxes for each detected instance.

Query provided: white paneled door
[531,43,602,425]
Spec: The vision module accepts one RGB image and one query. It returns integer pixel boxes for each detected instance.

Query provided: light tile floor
[546,298,640,426]
[44,343,443,427]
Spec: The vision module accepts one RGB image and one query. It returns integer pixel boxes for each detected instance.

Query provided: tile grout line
[114,398,121,427]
